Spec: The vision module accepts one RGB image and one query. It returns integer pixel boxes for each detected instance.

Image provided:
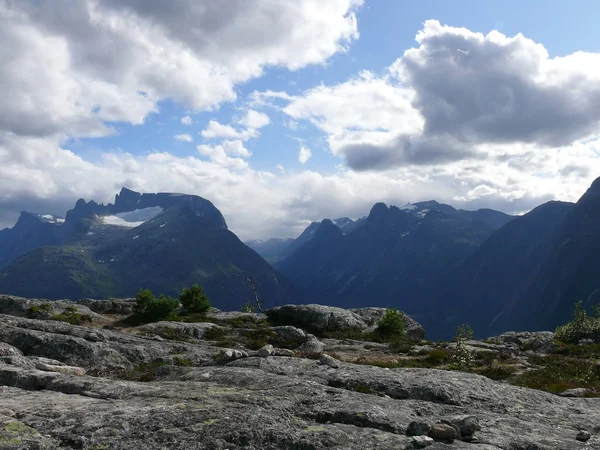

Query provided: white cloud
[238,110,270,129]
[201,120,259,141]
[278,20,600,171]
[276,164,285,173]
[298,146,312,164]
[174,133,192,142]
[1,132,600,240]
[181,116,193,125]
[197,140,251,169]
[0,0,362,140]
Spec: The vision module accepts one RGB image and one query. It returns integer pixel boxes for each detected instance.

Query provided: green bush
[450,324,474,370]
[133,289,179,323]
[425,349,448,365]
[555,300,600,344]
[374,308,406,342]
[26,303,52,318]
[180,284,211,315]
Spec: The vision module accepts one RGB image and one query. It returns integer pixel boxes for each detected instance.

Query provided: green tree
[374,308,406,342]
[134,289,179,323]
[180,284,211,315]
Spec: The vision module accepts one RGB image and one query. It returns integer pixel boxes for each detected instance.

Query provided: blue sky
[2,0,600,239]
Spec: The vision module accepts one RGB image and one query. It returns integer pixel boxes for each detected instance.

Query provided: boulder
[257,344,274,357]
[428,423,457,441]
[267,304,367,334]
[219,349,248,362]
[270,326,307,347]
[298,334,325,353]
[319,354,340,368]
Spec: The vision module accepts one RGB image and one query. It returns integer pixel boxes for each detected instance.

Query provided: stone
[576,430,591,442]
[273,348,295,357]
[35,363,86,376]
[0,342,23,357]
[270,326,307,348]
[406,421,431,436]
[295,334,319,352]
[298,334,325,353]
[257,344,274,357]
[559,388,592,398]
[428,423,457,441]
[219,349,248,362]
[412,435,434,447]
[319,354,340,368]
[450,415,481,437]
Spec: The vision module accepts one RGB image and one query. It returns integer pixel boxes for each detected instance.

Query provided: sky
[2,0,600,240]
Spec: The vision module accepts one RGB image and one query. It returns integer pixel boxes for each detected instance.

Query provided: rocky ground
[0,295,598,449]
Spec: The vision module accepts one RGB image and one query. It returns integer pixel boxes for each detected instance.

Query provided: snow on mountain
[37,214,65,224]
[100,207,163,228]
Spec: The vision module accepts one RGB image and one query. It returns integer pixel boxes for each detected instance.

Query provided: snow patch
[41,214,54,220]
[417,209,429,218]
[101,207,163,228]
[133,235,139,240]
[160,223,166,228]
[56,218,65,223]
[87,232,95,235]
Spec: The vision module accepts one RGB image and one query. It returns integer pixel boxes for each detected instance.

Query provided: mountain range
[2,179,600,339]
[0,188,293,309]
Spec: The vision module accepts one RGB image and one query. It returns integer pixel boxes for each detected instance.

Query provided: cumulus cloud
[298,146,312,164]
[201,120,259,141]
[238,110,271,129]
[280,20,600,172]
[197,140,251,169]
[174,133,192,142]
[0,0,362,140]
[181,116,193,125]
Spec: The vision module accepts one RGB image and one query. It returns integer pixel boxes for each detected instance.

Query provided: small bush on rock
[133,289,179,323]
[374,308,406,342]
[179,284,211,315]
[450,324,474,370]
[555,301,600,344]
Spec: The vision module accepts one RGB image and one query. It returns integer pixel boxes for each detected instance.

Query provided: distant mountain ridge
[270,200,514,313]
[421,177,600,338]
[0,188,293,308]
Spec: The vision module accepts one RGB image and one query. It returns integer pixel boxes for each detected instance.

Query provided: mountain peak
[579,176,600,203]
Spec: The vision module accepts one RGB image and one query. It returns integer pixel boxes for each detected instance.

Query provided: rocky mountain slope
[0,295,598,449]
[423,176,600,339]
[0,188,293,308]
[274,201,513,310]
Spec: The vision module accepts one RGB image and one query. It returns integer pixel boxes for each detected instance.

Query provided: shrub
[450,324,474,370]
[555,300,600,344]
[425,349,448,365]
[26,303,52,318]
[53,309,92,326]
[180,284,211,315]
[373,308,406,342]
[133,289,179,323]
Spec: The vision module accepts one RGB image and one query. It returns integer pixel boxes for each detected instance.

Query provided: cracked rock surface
[0,296,598,449]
